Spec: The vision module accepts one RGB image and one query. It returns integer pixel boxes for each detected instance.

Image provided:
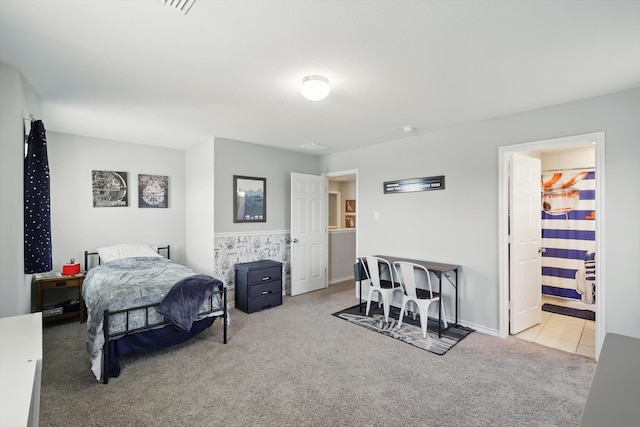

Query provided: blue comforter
[83,257,224,367]
[157,274,224,332]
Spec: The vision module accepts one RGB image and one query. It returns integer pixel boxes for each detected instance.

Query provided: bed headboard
[84,245,171,271]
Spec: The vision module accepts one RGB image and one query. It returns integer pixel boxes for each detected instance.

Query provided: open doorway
[325,170,358,286]
[498,132,605,360]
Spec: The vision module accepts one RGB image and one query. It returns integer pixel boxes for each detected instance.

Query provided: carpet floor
[38,281,596,427]
[542,303,596,321]
[333,303,473,355]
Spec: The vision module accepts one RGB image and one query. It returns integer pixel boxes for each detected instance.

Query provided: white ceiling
[1,0,639,155]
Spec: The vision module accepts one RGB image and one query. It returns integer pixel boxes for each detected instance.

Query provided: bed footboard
[101,286,228,384]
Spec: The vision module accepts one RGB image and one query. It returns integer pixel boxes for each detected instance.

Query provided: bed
[82,243,228,384]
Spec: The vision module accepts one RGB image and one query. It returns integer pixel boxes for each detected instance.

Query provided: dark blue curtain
[24,120,52,273]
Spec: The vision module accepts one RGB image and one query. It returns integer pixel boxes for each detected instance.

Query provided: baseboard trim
[329,275,353,285]
[458,321,499,337]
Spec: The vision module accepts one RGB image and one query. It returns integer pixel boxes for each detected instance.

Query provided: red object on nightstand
[62,263,80,275]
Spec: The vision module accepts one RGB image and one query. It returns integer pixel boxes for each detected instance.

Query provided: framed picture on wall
[345,215,356,228]
[138,174,168,208]
[92,170,128,207]
[233,175,267,223]
[345,199,356,213]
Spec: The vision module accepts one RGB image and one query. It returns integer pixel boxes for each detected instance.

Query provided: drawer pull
[56,281,67,287]
[261,290,272,295]
[261,276,271,281]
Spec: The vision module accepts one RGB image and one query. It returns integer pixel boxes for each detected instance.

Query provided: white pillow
[97,243,162,262]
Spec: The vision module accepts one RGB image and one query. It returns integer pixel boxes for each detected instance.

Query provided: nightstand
[235,260,283,313]
[32,272,86,323]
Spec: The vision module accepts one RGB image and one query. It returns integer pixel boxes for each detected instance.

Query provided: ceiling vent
[160,0,196,15]
[298,143,329,152]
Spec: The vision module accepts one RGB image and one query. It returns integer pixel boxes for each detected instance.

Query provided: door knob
[293,238,299,243]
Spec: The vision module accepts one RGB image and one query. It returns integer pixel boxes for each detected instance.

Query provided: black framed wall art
[92,170,128,207]
[233,175,266,223]
[138,174,168,208]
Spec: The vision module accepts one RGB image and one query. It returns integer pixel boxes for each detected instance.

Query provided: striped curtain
[24,120,53,273]
[541,170,595,302]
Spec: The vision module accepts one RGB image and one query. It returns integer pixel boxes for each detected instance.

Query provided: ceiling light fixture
[160,0,196,15]
[300,75,330,101]
[401,125,415,134]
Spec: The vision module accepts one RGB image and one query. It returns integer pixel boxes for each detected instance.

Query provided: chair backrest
[393,261,434,299]
[360,256,393,288]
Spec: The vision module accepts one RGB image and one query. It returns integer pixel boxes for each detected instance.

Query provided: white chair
[361,256,403,322]
[393,261,448,338]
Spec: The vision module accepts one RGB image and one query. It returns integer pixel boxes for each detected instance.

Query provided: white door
[290,173,326,296]
[509,153,542,334]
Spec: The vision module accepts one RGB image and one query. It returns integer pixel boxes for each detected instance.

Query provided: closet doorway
[498,132,605,360]
[325,170,358,286]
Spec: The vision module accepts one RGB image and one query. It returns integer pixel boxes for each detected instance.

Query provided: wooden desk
[579,333,640,427]
[356,255,460,337]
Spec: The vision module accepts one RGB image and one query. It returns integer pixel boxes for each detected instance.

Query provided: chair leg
[380,290,394,322]
[419,305,428,339]
[383,298,391,323]
[365,288,377,316]
[397,299,408,329]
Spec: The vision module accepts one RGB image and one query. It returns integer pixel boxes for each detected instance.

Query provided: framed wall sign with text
[383,175,445,194]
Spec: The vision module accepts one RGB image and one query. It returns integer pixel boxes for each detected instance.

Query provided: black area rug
[332,303,473,355]
[542,303,595,321]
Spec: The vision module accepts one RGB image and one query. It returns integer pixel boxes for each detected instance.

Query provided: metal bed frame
[84,245,228,384]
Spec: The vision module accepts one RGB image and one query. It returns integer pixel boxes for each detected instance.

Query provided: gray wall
[213,138,320,232]
[321,87,640,339]
[47,132,188,268]
[185,140,215,276]
[328,230,356,283]
[0,63,40,317]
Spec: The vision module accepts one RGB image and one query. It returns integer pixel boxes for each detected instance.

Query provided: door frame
[498,132,605,359]
[324,169,359,282]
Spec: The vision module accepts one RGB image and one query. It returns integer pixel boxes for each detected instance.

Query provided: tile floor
[514,297,596,359]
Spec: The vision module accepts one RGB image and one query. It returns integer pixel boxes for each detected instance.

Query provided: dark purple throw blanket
[157,274,224,332]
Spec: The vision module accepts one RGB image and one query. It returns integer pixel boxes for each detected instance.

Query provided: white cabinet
[0,312,43,426]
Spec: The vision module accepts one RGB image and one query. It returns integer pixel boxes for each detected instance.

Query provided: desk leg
[437,272,442,338]
[454,268,458,326]
[438,268,459,335]
[359,280,362,313]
